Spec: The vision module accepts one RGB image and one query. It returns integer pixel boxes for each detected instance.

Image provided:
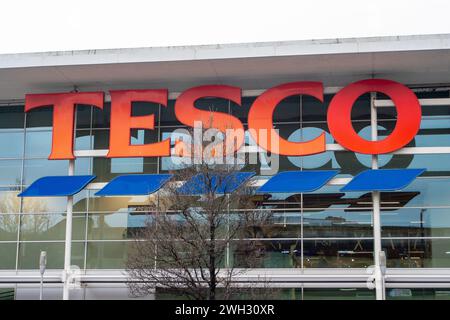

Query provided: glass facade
[0,88,449,298]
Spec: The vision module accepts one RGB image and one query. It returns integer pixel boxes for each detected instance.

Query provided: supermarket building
[0,34,450,299]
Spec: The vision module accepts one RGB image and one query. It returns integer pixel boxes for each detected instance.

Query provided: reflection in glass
[0,131,24,158]
[0,160,22,186]
[0,243,17,269]
[87,192,157,213]
[303,239,373,268]
[93,158,157,182]
[0,214,18,240]
[0,191,21,213]
[232,240,300,268]
[19,213,86,241]
[87,212,152,240]
[382,238,450,268]
[18,242,84,269]
[303,210,372,238]
[23,159,68,185]
[86,241,130,269]
[381,208,450,238]
[25,131,52,157]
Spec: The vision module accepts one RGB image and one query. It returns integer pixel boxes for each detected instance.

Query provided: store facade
[0,34,450,299]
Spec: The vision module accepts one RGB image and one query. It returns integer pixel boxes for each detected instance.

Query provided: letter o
[327,79,421,154]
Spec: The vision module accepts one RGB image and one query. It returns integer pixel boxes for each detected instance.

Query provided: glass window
[18,242,85,269]
[382,238,450,268]
[87,212,148,240]
[303,209,373,238]
[0,131,24,158]
[75,105,91,129]
[160,100,182,127]
[387,288,450,300]
[23,159,68,185]
[75,130,92,150]
[19,213,86,241]
[0,191,21,213]
[230,96,256,123]
[74,158,91,176]
[355,153,450,177]
[21,190,87,214]
[301,94,333,122]
[131,101,160,118]
[0,160,22,186]
[303,288,375,300]
[0,288,15,300]
[86,241,130,269]
[26,107,52,129]
[92,129,109,149]
[303,239,373,268]
[92,158,157,182]
[232,239,301,268]
[0,243,17,269]
[273,96,300,123]
[87,192,157,213]
[0,106,24,129]
[381,208,450,238]
[0,214,18,240]
[22,197,67,214]
[25,130,52,157]
[92,103,110,129]
[382,178,450,207]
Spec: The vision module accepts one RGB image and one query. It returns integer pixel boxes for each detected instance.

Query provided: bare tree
[126,123,275,300]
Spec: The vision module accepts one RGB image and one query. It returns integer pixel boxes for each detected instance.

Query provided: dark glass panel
[92,129,109,149]
[92,102,110,128]
[26,106,52,129]
[75,105,91,129]
[387,288,450,300]
[0,105,24,129]
[303,288,375,300]
[303,239,373,268]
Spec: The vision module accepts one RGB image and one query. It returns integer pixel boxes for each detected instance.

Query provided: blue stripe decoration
[256,170,339,194]
[95,174,173,196]
[18,175,96,197]
[341,168,426,192]
[177,172,255,195]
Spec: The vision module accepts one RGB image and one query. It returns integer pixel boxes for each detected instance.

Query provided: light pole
[39,251,47,300]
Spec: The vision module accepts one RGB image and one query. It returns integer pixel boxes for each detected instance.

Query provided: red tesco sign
[25,79,422,160]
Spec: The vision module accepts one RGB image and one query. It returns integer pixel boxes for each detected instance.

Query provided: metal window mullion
[15,111,28,272]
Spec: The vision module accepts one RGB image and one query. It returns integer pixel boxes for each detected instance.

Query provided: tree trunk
[209,220,216,300]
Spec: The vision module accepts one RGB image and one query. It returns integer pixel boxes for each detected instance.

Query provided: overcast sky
[1,0,450,54]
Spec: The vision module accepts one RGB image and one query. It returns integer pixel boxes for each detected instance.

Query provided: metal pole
[370,92,384,300]
[63,160,75,300]
[39,251,47,300]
